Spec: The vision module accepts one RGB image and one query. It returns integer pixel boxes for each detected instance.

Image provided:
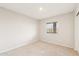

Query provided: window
[46,22,57,33]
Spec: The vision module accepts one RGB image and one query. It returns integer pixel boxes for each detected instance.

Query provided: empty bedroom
[0,3,79,56]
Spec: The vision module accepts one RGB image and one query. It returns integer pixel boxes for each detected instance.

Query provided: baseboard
[0,39,38,54]
[41,39,73,49]
[74,48,79,54]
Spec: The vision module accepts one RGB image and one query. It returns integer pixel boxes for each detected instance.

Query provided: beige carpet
[0,41,78,56]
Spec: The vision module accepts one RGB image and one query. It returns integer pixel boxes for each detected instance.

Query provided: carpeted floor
[0,41,78,56]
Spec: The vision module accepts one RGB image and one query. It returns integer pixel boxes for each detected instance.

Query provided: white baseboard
[41,39,73,49]
[74,48,79,53]
[0,39,38,54]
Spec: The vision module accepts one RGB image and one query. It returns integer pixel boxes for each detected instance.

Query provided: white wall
[74,4,79,52]
[40,12,74,48]
[0,8,39,53]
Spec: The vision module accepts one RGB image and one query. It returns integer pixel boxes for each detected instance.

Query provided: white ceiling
[0,3,76,20]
